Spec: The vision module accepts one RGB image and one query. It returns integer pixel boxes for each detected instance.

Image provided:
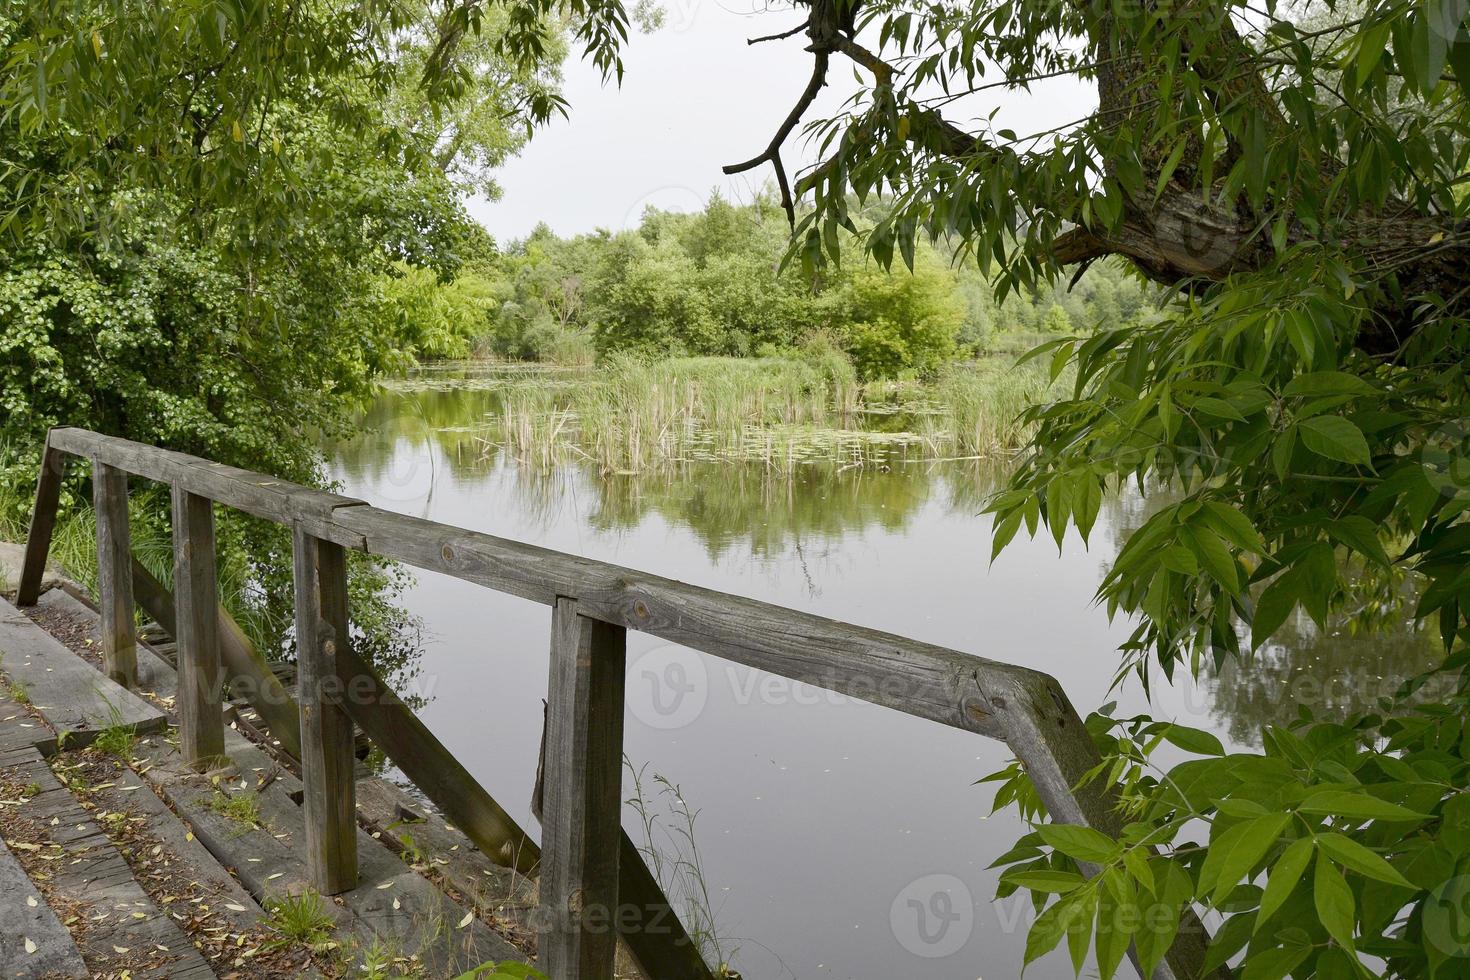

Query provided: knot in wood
[441,543,455,562]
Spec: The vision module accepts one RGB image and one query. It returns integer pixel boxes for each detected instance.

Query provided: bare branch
[748,22,807,46]
[723,46,830,224]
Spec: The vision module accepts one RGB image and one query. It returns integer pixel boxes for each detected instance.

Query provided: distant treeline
[387,194,1157,380]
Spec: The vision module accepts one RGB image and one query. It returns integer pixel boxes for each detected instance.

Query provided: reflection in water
[326,365,1443,979]
[1203,611,1444,746]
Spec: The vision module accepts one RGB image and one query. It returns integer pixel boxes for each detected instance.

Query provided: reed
[491,354,867,473]
[482,353,1059,473]
[917,359,1065,456]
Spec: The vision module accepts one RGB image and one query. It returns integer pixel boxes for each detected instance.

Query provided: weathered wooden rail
[15,426,1217,980]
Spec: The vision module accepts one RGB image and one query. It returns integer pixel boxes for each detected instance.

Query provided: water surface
[326,365,1437,980]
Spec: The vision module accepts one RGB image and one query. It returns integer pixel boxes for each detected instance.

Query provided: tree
[0,0,578,664]
[704,0,1470,977]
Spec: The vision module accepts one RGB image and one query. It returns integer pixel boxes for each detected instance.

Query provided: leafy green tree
[819,253,964,378]
[0,0,577,659]
[685,0,1470,975]
[1041,304,1074,335]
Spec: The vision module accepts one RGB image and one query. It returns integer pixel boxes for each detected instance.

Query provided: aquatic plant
[481,354,1053,474]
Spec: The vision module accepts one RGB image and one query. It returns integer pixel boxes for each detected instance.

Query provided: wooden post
[17,436,67,606]
[533,706,717,980]
[171,485,226,769]
[93,459,137,688]
[292,527,358,894]
[130,558,304,762]
[541,598,626,980]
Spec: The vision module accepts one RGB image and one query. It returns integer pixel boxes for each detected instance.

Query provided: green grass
[917,358,1066,456]
[91,723,137,758]
[263,890,336,949]
[483,352,1061,473]
[492,353,862,473]
[208,789,264,828]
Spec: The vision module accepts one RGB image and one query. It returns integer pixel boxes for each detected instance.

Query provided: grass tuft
[263,890,336,949]
[208,789,263,828]
[91,723,137,759]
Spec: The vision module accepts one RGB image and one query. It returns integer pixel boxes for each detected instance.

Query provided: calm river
[325,364,1436,980]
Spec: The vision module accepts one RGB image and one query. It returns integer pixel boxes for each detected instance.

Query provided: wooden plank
[293,527,358,894]
[333,638,541,874]
[0,742,215,978]
[92,459,138,688]
[49,427,366,548]
[129,558,303,760]
[328,504,1044,734]
[0,837,89,978]
[16,437,67,607]
[540,598,626,980]
[171,485,226,769]
[131,726,526,974]
[0,596,166,741]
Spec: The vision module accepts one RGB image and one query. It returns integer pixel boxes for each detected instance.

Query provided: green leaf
[1024,895,1072,966]
[1252,572,1299,650]
[1257,836,1314,930]
[1182,524,1240,594]
[1193,396,1247,422]
[1441,793,1470,855]
[1201,502,1266,554]
[1095,871,1135,980]
[1037,824,1121,864]
[1161,723,1226,757]
[1313,856,1356,951]
[1200,813,1291,905]
[1325,516,1392,568]
[1003,869,1087,893]
[1240,944,1313,980]
[1203,911,1256,973]
[1272,426,1296,479]
[1073,476,1103,544]
[1066,885,1098,974]
[1316,832,1413,888]
[1297,790,1430,822]
[1298,416,1371,465]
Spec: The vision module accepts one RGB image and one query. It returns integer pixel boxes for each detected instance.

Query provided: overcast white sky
[467,0,1094,243]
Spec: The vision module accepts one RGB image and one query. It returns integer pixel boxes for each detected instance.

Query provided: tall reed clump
[919,359,1065,456]
[492,354,862,473]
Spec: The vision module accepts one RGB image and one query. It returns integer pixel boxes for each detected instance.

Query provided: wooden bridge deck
[3,426,1222,980]
[0,571,536,979]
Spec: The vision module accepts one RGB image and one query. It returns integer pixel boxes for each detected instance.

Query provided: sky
[468,0,1096,243]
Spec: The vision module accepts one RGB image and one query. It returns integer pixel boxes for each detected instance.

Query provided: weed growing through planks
[91,723,136,759]
[358,938,425,979]
[264,890,337,951]
[207,788,263,828]
[6,680,28,704]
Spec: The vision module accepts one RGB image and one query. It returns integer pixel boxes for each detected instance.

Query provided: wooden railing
[14,426,1216,980]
